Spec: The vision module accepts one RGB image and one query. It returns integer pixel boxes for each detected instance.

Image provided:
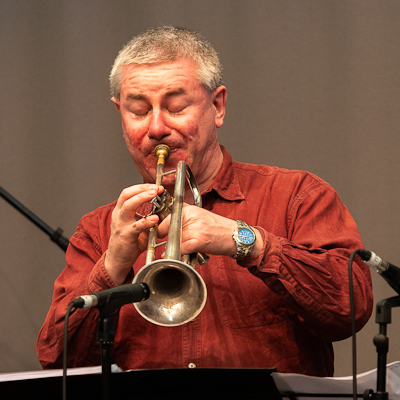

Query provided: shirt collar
[202,145,245,201]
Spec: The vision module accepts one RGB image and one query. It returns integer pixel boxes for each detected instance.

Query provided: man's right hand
[104,184,164,285]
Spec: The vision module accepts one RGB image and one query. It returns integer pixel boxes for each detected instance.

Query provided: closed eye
[167,107,186,115]
[134,110,150,117]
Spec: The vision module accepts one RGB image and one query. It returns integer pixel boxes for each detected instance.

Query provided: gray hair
[109,26,223,99]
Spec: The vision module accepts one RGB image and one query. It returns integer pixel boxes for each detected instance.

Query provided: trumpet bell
[132,259,207,327]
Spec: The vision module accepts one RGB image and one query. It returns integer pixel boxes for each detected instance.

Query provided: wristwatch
[231,220,256,259]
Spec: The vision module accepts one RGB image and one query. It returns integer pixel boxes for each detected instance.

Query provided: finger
[115,184,164,209]
[117,188,164,222]
[118,189,158,221]
[180,238,200,256]
[133,215,160,254]
[130,214,159,236]
[157,214,171,238]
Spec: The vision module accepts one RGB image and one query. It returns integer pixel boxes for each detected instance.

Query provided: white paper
[0,364,122,382]
[272,361,400,400]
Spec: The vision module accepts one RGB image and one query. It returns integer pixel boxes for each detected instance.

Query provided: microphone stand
[95,290,152,400]
[0,185,69,251]
[363,295,400,400]
[97,307,116,400]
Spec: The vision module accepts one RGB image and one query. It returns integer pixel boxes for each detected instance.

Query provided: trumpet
[132,144,208,327]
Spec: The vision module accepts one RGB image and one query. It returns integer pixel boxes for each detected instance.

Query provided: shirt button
[188,363,196,369]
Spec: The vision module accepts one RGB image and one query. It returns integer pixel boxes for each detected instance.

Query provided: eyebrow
[126,88,187,101]
[165,88,186,98]
[127,93,147,101]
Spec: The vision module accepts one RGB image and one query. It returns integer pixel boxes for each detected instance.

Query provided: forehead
[119,58,202,96]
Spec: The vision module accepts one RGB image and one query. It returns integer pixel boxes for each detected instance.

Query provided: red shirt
[37,147,373,376]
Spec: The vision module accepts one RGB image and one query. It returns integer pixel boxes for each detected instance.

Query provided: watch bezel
[237,227,256,245]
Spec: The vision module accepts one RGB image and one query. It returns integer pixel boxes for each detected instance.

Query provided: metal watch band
[231,220,256,259]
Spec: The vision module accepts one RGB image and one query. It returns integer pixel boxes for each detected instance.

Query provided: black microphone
[359,250,400,295]
[71,283,150,310]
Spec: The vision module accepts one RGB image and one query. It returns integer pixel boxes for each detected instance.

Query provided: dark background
[1,0,399,376]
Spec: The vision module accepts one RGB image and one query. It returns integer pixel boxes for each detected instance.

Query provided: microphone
[71,283,151,310]
[359,250,400,295]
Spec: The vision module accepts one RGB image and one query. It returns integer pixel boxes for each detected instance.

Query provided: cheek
[173,114,201,141]
[122,118,147,151]
[194,105,216,136]
[182,120,199,142]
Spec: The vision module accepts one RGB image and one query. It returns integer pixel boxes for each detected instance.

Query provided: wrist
[230,220,257,260]
[250,228,263,257]
[104,251,131,286]
[224,219,240,256]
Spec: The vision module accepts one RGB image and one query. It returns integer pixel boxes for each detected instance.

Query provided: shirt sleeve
[36,216,128,369]
[239,181,373,343]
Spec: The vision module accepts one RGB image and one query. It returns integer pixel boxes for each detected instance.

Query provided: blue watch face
[238,228,255,244]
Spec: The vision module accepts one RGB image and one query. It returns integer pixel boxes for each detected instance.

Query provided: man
[37,26,373,376]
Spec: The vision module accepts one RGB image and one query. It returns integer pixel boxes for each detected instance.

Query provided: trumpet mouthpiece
[154,144,170,162]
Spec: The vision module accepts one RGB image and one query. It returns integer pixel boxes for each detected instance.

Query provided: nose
[147,110,170,140]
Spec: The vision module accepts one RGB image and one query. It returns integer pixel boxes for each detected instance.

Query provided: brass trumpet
[132,144,208,327]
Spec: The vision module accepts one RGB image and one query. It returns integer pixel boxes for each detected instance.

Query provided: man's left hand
[157,205,262,259]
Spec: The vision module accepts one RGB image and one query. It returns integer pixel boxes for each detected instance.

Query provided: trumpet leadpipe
[154,144,170,185]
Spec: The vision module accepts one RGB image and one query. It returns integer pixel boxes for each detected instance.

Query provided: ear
[111,97,121,114]
[212,86,227,128]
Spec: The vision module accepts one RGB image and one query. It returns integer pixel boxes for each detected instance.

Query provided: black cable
[0,185,70,251]
[63,302,76,400]
[348,249,363,400]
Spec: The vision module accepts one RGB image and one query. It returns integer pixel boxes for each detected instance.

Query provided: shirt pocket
[216,256,289,329]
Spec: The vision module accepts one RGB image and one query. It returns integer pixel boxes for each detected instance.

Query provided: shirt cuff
[87,252,119,292]
[237,226,282,274]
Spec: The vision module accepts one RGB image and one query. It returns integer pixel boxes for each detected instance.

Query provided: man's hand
[105,184,164,285]
[158,205,263,259]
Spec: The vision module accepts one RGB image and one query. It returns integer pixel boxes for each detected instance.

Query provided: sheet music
[272,361,400,400]
[0,364,122,382]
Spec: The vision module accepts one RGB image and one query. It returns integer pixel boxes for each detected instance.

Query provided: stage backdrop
[1,0,399,376]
